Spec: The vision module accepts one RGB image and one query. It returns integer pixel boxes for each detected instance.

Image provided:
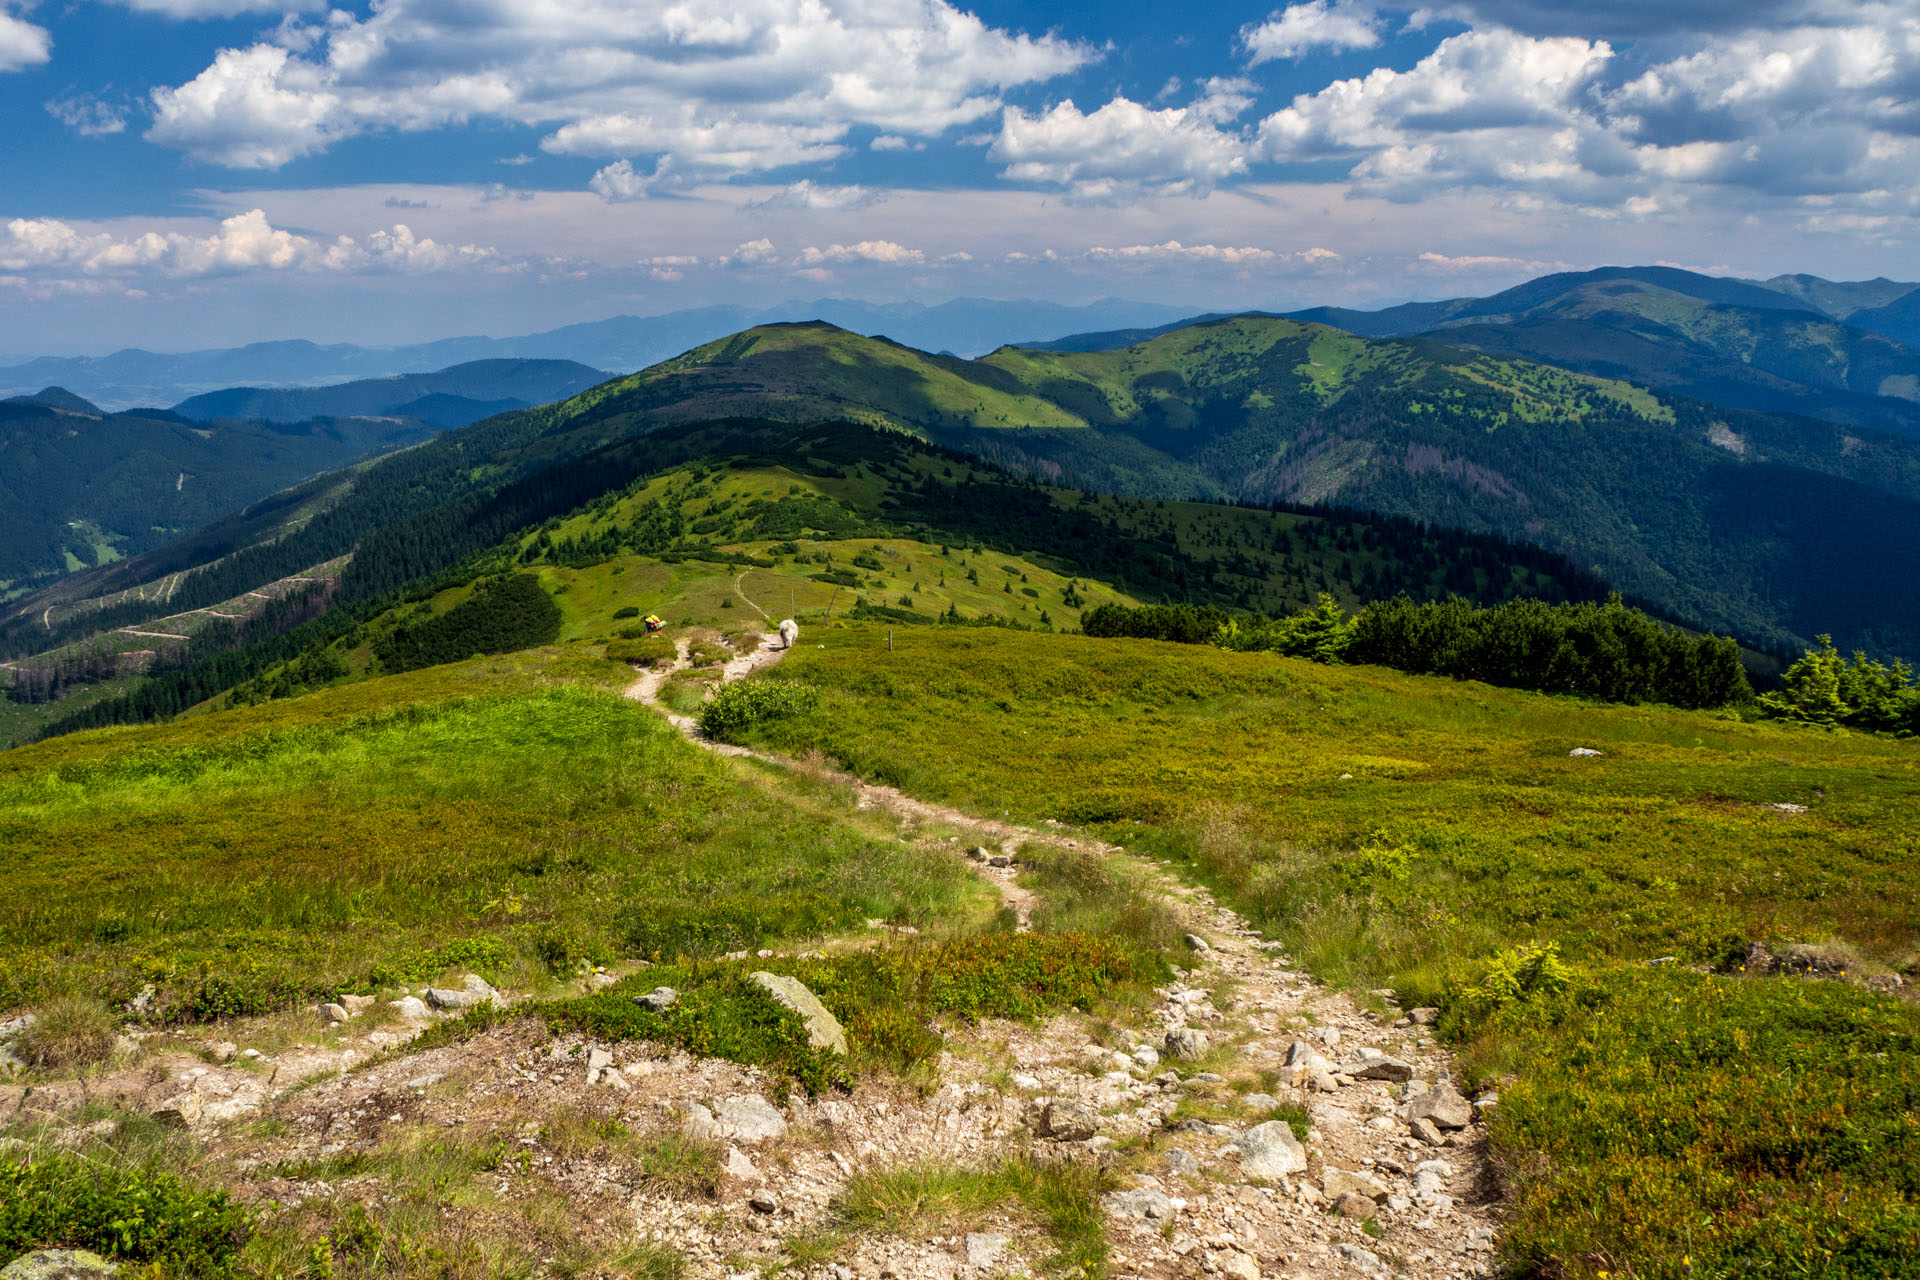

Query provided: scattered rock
[1337,1242,1385,1274]
[1233,1120,1307,1179]
[389,997,431,1020]
[1317,1026,1341,1048]
[1165,1148,1199,1178]
[1341,1055,1414,1083]
[1163,1028,1208,1060]
[988,855,1012,868]
[723,1146,761,1182]
[320,1003,350,1025]
[1409,1117,1445,1146]
[1243,1092,1279,1111]
[1409,1006,1439,1025]
[125,985,156,1017]
[968,847,989,860]
[1473,1091,1500,1120]
[1131,1045,1160,1069]
[747,1190,779,1215]
[208,1042,237,1064]
[1333,1191,1377,1220]
[964,1233,1008,1269]
[1184,934,1211,952]
[1037,1099,1099,1141]
[0,1249,120,1279]
[586,972,619,990]
[1568,747,1603,758]
[1322,1167,1390,1202]
[1764,802,1807,814]
[1102,1187,1175,1220]
[339,994,375,1014]
[1214,1249,1261,1280]
[1404,1082,1473,1130]
[681,1103,720,1144]
[748,972,847,1055]
[715,1094,787,1143]
[633,986,679,1012]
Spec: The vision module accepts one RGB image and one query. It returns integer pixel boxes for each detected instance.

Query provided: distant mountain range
[16,314,1919,661]
[172,359,608,430]
[0,298,1191,410]
[1029,267,1920,439]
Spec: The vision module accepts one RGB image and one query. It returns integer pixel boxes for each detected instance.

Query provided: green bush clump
[0,1152,252,1277]
[698,678,821,740]
[607,636,675,667]
[518,933,1141,1094]
[1483,966,1920,1279]
[15,995,117,1069]
[1082,602,1229,644]
[373,574,562,674]
[1763,634,1920,734]
[612,606,641,620]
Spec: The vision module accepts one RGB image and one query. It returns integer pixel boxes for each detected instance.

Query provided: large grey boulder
[749,972,846,1056]
[1163,1028,1208,1060]
[1,1250,119,1279]
[1340,1053,1414,1083]
[1233,1120,1307,1178]
[1036,1099,1099,1141]
[1404,1082,1474,1130]
[425,975,498,1012]
[714,1094,788,1143]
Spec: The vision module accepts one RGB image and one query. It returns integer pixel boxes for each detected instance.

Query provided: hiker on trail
[644,614,665,635]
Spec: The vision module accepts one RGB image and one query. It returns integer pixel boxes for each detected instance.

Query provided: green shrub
[373,574,562,674]
[698,679,821,740]
[15,995,117,1070]
[607,636,675,667]
[612,606,641,620]
[0,1152,252,1277]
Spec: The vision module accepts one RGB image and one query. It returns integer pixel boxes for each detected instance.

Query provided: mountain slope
[172,359,608,429]
[0,394,434,594]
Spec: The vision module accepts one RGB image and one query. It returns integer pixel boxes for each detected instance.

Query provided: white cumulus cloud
[991,83,1255,199]
[746,181,881,212]
[146,0,1094,183]
[0,8,51,72]
[1242,1,1383,64]
[0,209,496,278]
[795,239,924,265]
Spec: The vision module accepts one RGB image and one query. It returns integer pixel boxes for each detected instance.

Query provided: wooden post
[888,628,893,652]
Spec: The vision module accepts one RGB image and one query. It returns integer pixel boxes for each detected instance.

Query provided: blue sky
[1,0,1915,353]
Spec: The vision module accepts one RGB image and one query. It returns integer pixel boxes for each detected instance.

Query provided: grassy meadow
[0,647,992,1021]
[722,624,1920,1277]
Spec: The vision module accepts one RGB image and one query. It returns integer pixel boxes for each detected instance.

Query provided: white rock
[964,1233,1008,1269]
[1232,1121,1307,1179]
[715,1094,788,1143]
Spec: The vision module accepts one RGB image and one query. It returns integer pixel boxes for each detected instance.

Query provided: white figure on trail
[778,618,799,649]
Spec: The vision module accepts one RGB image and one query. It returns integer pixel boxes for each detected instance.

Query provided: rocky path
[603,631,1504,1277]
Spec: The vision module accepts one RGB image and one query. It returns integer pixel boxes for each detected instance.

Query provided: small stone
[0,1249,121,1279]
[633,986,679,1012]
[586,972,619,990]
[715,1095,788,1143]
[1333,1191,1377,1220]
[1317,1026,1341,1048]
[208,1041,237,1064]
[1164,1028,1209,1060]
[1101,1188,1174,1220]
[988,855,1012,868]
[1243,1092,1279,1112]
[1233,1120,1307,1179]
[1037,1099,1099,1141]
[749,972,847,1055]
[1474,1090,1500,1119]
[320,1003,350,1025]
[340,994,375,1014]
[1409,1007,1439,1025]
[1131,1045,1160,1069]
[1184,934,1211,952]
[1308,1071,1339,1093]
[964,1233,1008,1269]
[1409,1117,1445,1146]
[1412,1168,1447,1201]
[1165,1147,1199,1177]
[723,1146,761,1181]
[1568,746,1603,757]
[748,1190,779,1214]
